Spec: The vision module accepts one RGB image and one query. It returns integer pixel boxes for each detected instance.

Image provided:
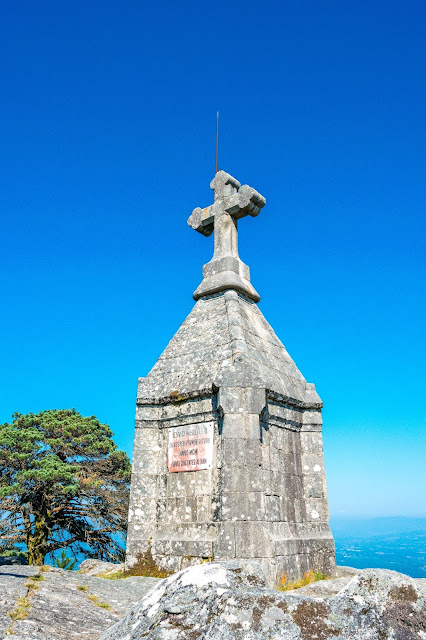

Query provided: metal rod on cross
[216,111,219,174]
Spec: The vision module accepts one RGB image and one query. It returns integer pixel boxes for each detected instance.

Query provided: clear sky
[0,0,424,518]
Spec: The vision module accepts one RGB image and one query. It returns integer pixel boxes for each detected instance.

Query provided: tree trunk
[27,514,48,565]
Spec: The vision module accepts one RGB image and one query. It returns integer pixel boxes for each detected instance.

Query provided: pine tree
[55,548,76,570]
[0,409,131,565]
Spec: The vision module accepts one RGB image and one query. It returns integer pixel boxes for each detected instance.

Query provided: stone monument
[126,170,336,584]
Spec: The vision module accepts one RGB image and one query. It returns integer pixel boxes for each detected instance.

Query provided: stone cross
[187,170,266,302]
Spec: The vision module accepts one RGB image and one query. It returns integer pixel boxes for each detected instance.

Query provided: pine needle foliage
[55,548,76,570]
[0,409,131,566]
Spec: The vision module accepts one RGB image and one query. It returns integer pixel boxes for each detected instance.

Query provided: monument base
[126,308,336,587]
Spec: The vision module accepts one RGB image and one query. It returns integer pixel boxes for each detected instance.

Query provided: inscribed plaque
[167,422,213,472]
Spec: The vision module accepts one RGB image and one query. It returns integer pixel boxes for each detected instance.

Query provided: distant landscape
[62,516,425,578]
[330,516,426,578]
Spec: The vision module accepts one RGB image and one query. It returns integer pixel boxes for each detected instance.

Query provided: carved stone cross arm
[187,170,266,302]
[224,184,266,218]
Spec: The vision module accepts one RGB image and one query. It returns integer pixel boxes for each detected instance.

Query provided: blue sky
[0,0,424,518]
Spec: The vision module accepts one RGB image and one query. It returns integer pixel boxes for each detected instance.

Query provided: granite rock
[100,560,426,640]
[0,564,160,640]
[1,562,424,639]
[79,559,125,576]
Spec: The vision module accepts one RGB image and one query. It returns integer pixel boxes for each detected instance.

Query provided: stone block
[155,555,181,573]
[267,402,303,425]
[275,552,306,582]
[271,470,286,496]
[165,497,198,523]
[132,429,164,475]
[280,477,305,522]
[167,468,216,498]
[173,313,229,342]
[125,539,152,571]
[125,522,154,544]
[269,443,281,470]
[285,473,304,500]
[157,474,168,497]
[128,498,158,522]
[260,442,270,469]
[234,521,274,557]
[280,494,293,522]
[304,478,325,499]
[272,537,302,558]
[301,453,325,475]
[127,473,158,499]
[293,497,305,522]
[221,413,260,439]
[228,324,246,342]
[186,497,199,522]
[222,438,262,466]
[300,431,324,453]
[170,539,213,558]
[299,423,322,432]
[283,451,302,476]
[135,405,162,421]
[221,465,270,494]
[166,330,229,358]
[213,523,236,559]
[218,387,243,413]
[230,338,249,354]
[135,418,162,429]
[265,494,281,521]
[196,495,212,522]
[305,498,329,522]
[301,409,323,426]
[179,556,205,570]
[244,388,266,413]
[166,473,187,499]
[160,398,213,420]
[284,429,299,454]
[221,491,266,521]
[159,497,179,523]
[159,522,214,544]
[267,425,286,451]
[151,539,171,555]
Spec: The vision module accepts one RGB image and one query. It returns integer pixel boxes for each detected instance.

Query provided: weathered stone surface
[335,564,361,577]
[1,563,424,639]
[100,561,426,640]
[0,564,160,639]
[134,273,319,407]
[79,559,124,576]
[0,565,38,638]
[127,171,335,584]
[188,171,265,302]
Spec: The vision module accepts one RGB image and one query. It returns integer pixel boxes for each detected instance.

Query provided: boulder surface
[0,561,424,639]
[79,559,125,577]
[100,560,426,640]
[0,564,158,639]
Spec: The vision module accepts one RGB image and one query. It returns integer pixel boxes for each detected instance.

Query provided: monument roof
[137,290,321,409]
[137,171,321,409]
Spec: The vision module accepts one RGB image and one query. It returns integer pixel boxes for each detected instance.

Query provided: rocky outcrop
[0,562,424,639]
[79,559,125,577]
[0,564,159,639]
[100,560,426,640]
